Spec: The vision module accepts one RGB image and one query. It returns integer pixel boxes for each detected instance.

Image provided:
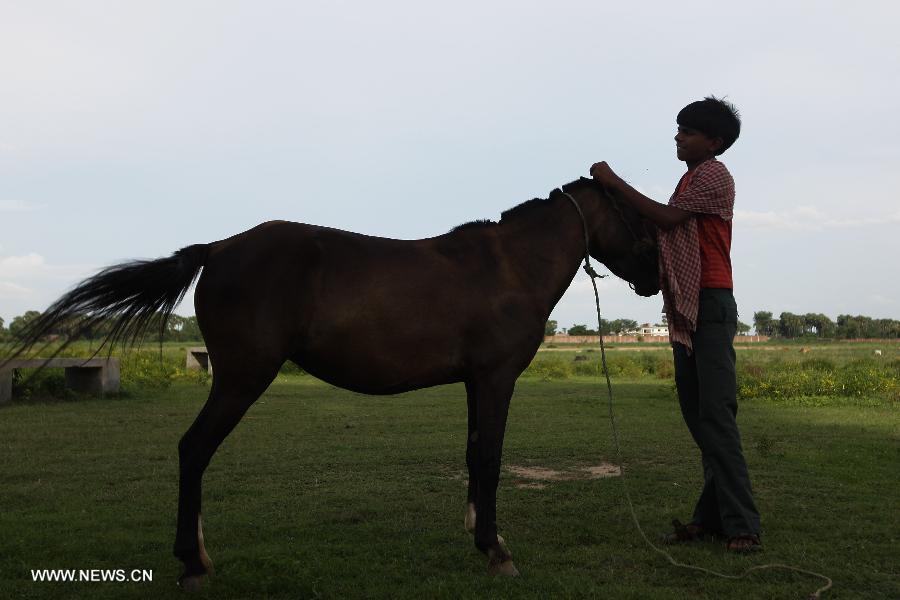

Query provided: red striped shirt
[677,171,733,289]
[658,159,735,351]
[698,216,732,288]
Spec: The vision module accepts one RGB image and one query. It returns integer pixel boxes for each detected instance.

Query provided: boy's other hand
[590,161,622,189]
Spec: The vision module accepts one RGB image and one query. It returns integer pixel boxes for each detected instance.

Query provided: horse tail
[2,244,209,364]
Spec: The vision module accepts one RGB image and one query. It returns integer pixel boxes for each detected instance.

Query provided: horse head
[558,178,660,297]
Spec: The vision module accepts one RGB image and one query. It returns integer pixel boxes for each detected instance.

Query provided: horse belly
[296,325,466,395]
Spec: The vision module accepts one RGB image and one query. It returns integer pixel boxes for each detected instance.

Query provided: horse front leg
[467,376,518,576]
[464,383,478,535]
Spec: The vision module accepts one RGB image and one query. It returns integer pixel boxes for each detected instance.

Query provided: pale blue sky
[2,1,898,330]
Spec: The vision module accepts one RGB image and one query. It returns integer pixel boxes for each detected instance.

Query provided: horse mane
[449,219,496,233]
[448,178,605,234]
[500,178,601,222]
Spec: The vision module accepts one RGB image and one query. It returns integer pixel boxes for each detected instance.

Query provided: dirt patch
[505,463,620,489]
[579,464,621,478]
[506,465,568,481]
[449,463,621,490]
[514,482,548,490]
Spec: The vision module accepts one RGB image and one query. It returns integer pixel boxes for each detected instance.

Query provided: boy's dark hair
[677,96,741,155]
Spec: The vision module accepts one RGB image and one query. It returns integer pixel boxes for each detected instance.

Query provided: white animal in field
[874,349,882,356]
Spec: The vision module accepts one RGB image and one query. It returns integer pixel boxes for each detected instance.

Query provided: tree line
[543,318,761,336]
[3,310,896,343]
[0,311,204,343]
[545,319,640,337]
[752,311,900,339]
[547,312,900,339]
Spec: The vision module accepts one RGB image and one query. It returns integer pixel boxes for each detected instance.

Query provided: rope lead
[562,185,833,599]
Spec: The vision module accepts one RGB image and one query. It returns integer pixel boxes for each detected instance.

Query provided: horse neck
[499,191,597,317]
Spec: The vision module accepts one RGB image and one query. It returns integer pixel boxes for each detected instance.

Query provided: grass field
[1,342,898,598]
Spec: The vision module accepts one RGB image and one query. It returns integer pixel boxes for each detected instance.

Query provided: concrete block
[186,347,212,374]
[0,357,120,403]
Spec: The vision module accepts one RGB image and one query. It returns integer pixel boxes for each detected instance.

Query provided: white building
[634,322,669,336]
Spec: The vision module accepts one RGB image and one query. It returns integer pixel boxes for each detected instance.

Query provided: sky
[1,1,898,332]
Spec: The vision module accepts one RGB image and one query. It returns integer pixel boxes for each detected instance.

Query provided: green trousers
[672,288,760,537]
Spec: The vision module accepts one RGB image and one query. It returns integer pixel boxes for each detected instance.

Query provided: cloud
[735,206,900,231]
[0,199,43,212]
[0,253,98,321]
[0,253,95,282]
[0,253,46,276]
[0,281,31,298]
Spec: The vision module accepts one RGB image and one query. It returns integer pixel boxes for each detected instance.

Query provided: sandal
[725,533,763,553]
[663,519,713,544]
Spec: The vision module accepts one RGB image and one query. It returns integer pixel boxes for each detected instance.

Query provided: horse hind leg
[173,358,281,590]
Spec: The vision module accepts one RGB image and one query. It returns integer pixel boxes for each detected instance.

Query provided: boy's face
[674,125,722,165]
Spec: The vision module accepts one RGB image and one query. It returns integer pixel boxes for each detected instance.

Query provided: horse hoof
[488,559,520,577]
[178,574,208,592]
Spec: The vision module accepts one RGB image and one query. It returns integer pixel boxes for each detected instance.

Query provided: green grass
[529,341,899,405]
[1,375,898,599]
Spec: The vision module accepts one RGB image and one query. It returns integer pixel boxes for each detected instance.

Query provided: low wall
[544,335,770,344]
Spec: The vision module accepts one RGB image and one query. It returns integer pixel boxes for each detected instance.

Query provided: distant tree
[753,311,777,336]
[601,318,639,335]
[803,313,835,338]
[568,324,598,336]
[778,312,806,338]
[836,314,859,338]
[9,311,42,340]
[874,318,900,338]
[600,320,617,336]
[164,314,186,341]
[0,316,6,342]
[180,316,203,341]
[737,320,751,335]
[837,314,878,338]
[744,311,900,339]
[544,320,558,336]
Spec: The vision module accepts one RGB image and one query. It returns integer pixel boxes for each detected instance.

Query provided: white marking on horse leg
[197,515,214,575]
[177,515,214,590]
[465,502,477,533]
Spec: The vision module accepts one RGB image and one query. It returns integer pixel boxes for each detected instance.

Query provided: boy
[590,96,761,553]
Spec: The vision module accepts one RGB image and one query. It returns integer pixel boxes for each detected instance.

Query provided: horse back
[194,221,546,393]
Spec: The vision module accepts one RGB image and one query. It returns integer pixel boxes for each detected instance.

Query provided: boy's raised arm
[589,161,691,231]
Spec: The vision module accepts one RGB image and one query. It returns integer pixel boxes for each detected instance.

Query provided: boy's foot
[725,534,763,553]
[663,519,716,544]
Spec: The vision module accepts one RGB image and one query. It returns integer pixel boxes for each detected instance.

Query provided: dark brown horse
[6,177,658,588]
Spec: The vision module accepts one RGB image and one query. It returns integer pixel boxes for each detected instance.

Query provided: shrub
[737,358,898,401]
[573,357,603,377]
[523,356,574,380]
[11,369,73,401]
[120,351,180,389]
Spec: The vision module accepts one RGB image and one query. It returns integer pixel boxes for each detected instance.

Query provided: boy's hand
[590,161,623,189]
